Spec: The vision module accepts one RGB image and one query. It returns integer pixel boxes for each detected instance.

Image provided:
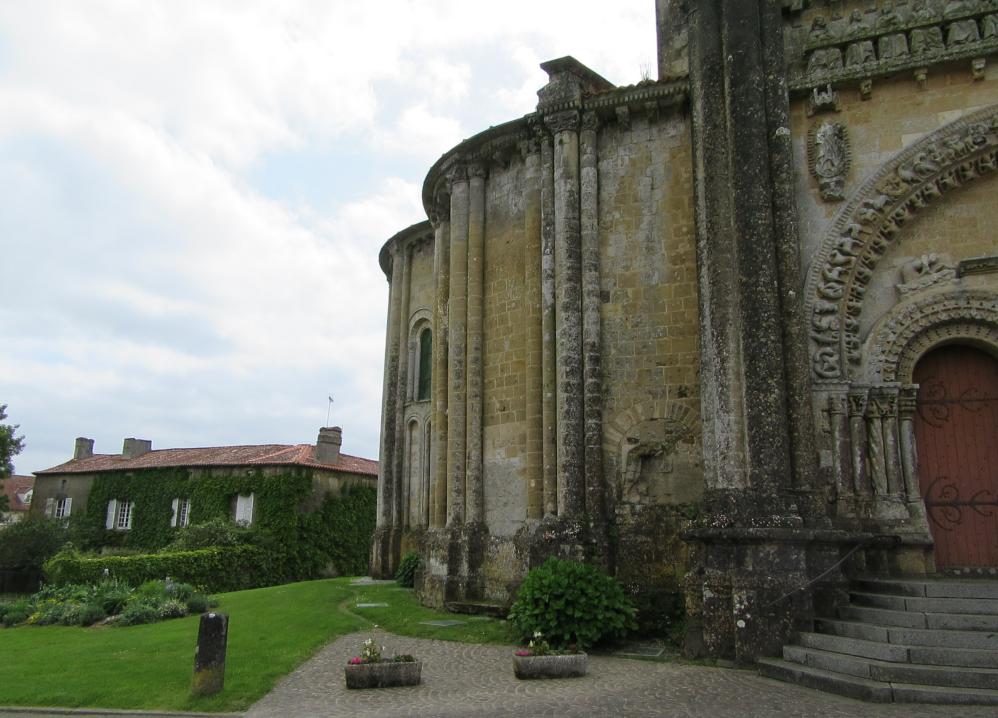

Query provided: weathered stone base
[512,652,587,679]
[370,526,402,579]
[344,661,422,689]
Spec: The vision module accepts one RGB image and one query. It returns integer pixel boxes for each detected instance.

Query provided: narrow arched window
[417,328,432,401]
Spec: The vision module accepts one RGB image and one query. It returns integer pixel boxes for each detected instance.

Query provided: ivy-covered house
[30,427,378,578]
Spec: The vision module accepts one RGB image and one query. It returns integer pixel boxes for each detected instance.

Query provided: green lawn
[0,578,512,713]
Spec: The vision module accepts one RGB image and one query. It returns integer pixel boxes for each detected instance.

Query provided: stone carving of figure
[810,15,836,43]
[846,40,877,65]
[944,0,979,19]
[896,253,956,295]
[807,47,844,76]
[846,9,871,37]
[947,18,982,45]
[810,121,850,201]
[983,14,998,37]
[912,0,940,22]
[879,32,910,59]
[877,1,903,31]
[911,25,947,52]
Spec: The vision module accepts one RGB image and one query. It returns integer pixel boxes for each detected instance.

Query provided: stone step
[838,604,998,631]
[816,618,998,649]
[891,682,998,706]
[783,646,998,690]
[757,658,893,702]
[839,604,926,628]
[851,591,998,615]
[798,632,910,662]
[908,645,998,669]
[854,578,998,600]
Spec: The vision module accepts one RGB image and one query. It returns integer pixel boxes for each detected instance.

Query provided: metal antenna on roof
[326,395,334,427]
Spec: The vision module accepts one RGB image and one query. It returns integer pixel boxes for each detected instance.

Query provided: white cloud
[0,0,654,474]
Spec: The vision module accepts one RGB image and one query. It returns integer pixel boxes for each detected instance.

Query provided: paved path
[245,631,998,718]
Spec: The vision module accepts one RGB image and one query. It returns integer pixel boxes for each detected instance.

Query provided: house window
[54,497,72,518]
[417,328,432,401]
[233,493,254,525]
[171,498,191,528]
[105,499,133,530]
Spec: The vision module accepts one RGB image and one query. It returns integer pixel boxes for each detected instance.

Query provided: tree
[0,403,25,514]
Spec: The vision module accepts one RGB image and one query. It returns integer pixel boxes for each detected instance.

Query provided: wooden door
[914,345,998,568]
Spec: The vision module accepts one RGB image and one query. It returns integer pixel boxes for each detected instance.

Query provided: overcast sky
[0,1,656,474]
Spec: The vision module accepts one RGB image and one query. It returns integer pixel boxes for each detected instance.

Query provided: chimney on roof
[315,426,342,465]
[122,438,152,459]
[74,437,94,460]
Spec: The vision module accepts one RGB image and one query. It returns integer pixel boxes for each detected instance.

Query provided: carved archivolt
[805,103,998,382]
[866,290,998,383]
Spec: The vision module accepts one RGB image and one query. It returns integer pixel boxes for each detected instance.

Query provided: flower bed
[344,638,421,689]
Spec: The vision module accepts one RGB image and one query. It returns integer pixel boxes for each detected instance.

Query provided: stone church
[372,0,998,674]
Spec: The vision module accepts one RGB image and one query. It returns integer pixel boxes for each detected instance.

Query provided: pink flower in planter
[348,657,364,665]
[514,650,532,657]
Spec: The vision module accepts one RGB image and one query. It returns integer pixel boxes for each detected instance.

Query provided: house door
[914,345,998,568]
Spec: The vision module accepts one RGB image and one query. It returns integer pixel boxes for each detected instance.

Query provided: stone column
[546,109,584,519]
[684,0,817,664]
[866,389,889,496]
[523,134,544,521]
[446,165,469,527]
[580,110,605,524]
[848,388,871,495]
[392,244,412,528]
[878,387,903,496]
[466,162,486,525]
[372,244,404,576]
[827,391,852,497]
[898,385,927,521]
[540,127,558,518]
[431,197,451,529]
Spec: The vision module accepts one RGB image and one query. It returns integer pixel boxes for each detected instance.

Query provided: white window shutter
[106,500,118,529]
[63,497,72,516]
[245,493,254,524]
[124,501,132,529]
[45,498,54,518]
[170,498,179,527]
[235,493,254,524]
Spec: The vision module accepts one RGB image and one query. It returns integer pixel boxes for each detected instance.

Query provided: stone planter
[344,661,422,689]
[512,652,587,679]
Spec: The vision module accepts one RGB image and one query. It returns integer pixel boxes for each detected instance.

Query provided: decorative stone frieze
[791,1,998,93]
[808,120,850,201]
[867,290,998,382]
[805,104,998,381]
[895,253,956,295]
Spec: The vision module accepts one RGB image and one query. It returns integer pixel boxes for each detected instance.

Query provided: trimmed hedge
[43,545,275,593]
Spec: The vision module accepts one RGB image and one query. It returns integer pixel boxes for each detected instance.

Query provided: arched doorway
[914,345,998,568]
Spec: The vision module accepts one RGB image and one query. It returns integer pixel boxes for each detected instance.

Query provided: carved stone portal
[809,120,851,201]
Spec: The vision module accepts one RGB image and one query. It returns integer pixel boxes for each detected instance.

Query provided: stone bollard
[191,612,228,697]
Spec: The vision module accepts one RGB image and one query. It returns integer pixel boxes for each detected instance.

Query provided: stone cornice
[378,220,434,279]
[420,78,688,219]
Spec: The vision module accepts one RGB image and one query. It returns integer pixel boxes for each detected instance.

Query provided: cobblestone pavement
[245,631,998,718]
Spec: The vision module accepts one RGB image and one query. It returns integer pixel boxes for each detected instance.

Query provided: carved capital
[581,111,599,133]
[544,110,581,135]
[430,191,450,228]
[467,161,487,181]
[446,162,468,187]
[898,386,919,418]
[827,393,848,416]
[847,389,869,418]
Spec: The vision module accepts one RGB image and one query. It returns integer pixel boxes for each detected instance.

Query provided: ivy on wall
[69,468,376,586]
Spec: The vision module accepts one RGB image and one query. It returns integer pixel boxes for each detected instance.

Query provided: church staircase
[758,577,998,705]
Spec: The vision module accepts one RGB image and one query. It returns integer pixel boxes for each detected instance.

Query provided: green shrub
[507,557,637,650]
[395,552,419,587]
[44,544,273,592]
[1,599,31,626]
[0,518,68,570]
[184,592,210,614]
[164,518,257,551]
[93,579,132,615]
[157,599,188,619]
[118,601,159,626]
[62,602,106,627]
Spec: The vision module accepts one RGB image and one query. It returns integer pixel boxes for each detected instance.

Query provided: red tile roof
[35,444,378,477]
[2,474,34,512]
